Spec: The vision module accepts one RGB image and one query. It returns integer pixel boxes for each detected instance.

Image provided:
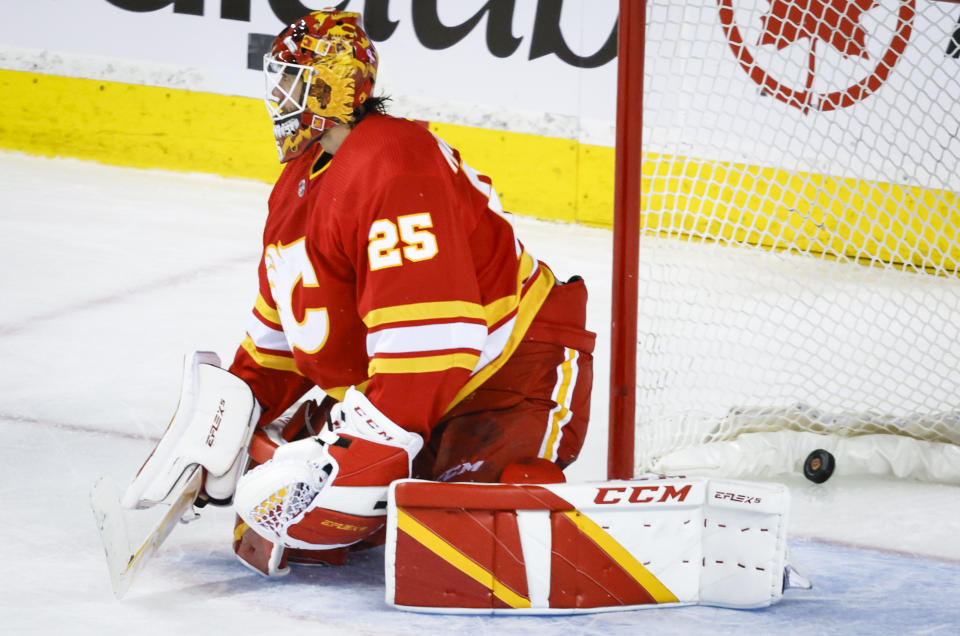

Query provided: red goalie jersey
[229,114,588,446]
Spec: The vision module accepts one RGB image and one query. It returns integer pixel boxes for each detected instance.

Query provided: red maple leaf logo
[758,0,880,59]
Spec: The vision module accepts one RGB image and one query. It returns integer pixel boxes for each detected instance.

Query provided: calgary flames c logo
[718,0,916,112]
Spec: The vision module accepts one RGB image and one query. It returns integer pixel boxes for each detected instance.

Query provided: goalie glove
[233,387,423,550]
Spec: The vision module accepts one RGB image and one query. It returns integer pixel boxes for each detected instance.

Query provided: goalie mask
[263,10,378,163]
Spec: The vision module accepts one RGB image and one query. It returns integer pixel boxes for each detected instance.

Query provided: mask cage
[263,55,315,122]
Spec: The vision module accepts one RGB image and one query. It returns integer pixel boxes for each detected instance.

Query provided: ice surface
[1,151,958,634]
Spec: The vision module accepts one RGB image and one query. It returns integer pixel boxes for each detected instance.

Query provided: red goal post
[608,0,960,482]
[609,0,645,480]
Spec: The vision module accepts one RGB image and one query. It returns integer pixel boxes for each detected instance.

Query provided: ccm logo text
[594,484,692,505]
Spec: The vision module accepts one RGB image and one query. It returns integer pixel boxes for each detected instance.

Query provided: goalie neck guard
[263,9,378,163]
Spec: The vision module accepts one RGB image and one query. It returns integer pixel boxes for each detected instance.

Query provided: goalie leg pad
[385,477,803,614]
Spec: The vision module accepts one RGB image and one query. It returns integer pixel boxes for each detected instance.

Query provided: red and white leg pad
[386,476,808,614]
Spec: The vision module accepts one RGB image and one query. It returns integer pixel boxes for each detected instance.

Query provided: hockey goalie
[91,8,808,612]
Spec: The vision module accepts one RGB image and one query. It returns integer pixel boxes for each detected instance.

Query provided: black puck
[803,449,835,483]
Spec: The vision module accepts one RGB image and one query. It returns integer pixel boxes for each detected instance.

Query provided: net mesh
[635,0,960,478]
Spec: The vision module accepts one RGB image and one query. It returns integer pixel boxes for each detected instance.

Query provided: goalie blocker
[91,351,261,597]
[122,351,260,509]
[385,477,810,613]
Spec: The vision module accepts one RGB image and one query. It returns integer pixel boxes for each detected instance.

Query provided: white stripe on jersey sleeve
[246,314,291,352]
[471,315,516,376]
[366,322,488,357]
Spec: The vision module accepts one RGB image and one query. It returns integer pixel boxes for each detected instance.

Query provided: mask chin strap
[309,114,331,132]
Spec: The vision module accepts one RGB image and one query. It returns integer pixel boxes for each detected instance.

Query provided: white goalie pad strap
[329,387,425,464]
[123,351,260,508]
[204,448,251,502]
[385,477,798,614]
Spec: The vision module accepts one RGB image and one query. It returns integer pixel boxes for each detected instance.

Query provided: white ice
[1,151,958,634]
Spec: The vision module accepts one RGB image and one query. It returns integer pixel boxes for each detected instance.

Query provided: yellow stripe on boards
[642,154,960,275]
[3,69,955,273]
[562,510,678,604]
[433,119,959,273]
[0,70,283,183]
[396,508,530,609]
[428,121,615,227]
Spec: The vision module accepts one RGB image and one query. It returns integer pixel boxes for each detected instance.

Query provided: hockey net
[616,0,960,482]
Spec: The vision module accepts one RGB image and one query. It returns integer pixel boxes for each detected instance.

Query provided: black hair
[352,94,391,126]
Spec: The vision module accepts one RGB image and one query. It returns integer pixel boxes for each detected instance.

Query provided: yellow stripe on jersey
[483,293,521,328]
[240,335,302,375]
[255,294,282,326]
[518,250,535,283]
[363,300,486,329]
[468,253,538,328]
[369,352,480,376]
[362,253,537,331]
[446,264,555,411]
[321,381,370,402]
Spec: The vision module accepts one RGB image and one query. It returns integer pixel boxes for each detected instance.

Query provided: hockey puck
[803,449,835,483]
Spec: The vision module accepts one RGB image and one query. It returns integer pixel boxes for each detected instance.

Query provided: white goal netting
[634,0,960,482]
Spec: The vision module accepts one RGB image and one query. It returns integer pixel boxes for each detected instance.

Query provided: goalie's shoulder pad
[385,477,801,614]
[123,351,259,508]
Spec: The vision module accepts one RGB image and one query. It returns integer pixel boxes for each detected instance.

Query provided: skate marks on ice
[1,152,959,634]
[3,417,960,635]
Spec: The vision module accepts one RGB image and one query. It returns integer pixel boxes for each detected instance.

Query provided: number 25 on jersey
[368,213,438,270]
